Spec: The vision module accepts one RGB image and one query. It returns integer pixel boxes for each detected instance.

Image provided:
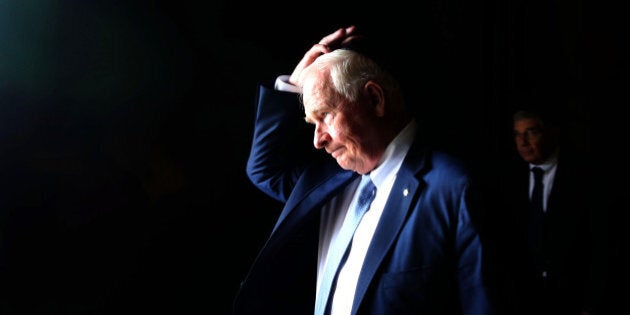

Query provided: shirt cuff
[274,75,301,93]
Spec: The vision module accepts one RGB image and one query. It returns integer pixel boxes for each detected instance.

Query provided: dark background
[1,0,626,314]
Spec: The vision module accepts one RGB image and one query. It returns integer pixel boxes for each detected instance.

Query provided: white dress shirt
[529,149,559,212]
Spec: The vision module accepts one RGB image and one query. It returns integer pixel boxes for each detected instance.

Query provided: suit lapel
[268,165,356,250]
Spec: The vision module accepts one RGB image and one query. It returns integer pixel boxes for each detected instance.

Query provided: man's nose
[313,125,328,149]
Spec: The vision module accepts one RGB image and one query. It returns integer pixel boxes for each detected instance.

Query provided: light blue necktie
[315,174,377,315]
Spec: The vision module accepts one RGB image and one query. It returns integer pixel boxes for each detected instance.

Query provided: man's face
[513,117,553,165]
[302,76,380,175]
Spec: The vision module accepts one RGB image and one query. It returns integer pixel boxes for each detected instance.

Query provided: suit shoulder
[428,150,470,177]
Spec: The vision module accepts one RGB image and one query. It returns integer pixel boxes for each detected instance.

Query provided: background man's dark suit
[489,144,608,315]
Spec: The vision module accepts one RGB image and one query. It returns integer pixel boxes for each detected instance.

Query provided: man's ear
[364,80,385,117]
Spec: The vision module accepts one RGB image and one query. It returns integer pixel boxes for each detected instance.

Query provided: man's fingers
[318,25,357,47]
[344,25,356,36]
[289,25,359,87]
[318,27,345,45]
[341,34,364,46]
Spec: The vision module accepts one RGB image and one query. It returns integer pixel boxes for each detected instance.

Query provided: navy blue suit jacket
[233,84,494,315]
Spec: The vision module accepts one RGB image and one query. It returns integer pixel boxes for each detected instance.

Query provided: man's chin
[519,152,534,162]
[336,162,352,171]
[335,158,353,171]
[522,157,540,164]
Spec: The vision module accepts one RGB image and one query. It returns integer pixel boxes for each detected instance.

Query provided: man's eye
[514,129,542,139]
[526,129,541,137]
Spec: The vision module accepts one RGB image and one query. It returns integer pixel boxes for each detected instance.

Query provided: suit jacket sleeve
[245,83,321,202]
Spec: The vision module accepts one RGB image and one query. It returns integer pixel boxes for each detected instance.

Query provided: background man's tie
[315,174,376,315]
[531,167,544,213]
[529,166,545,251]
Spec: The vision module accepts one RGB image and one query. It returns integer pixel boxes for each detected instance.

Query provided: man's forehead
[514,118,543,130]
[303,99,329,115]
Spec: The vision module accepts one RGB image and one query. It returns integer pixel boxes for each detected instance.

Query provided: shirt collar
[368,119,417,189]
[529,147,559,173]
